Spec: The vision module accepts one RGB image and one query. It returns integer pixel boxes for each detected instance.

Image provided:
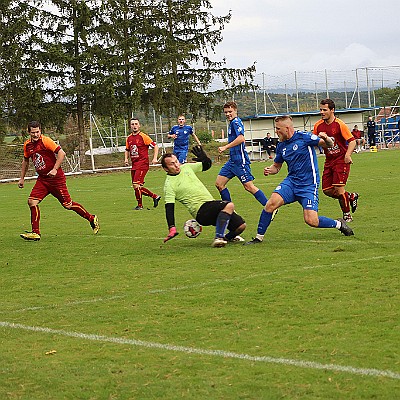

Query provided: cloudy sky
[210,0,400,78]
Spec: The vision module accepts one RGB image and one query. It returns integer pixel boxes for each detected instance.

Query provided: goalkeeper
[161,145,246,248]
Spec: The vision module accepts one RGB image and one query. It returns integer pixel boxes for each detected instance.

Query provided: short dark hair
[223,101,237,110]
[130,117,140,123]
[320,98,335,110]
[161,153,174,168]
[27,121,41,132]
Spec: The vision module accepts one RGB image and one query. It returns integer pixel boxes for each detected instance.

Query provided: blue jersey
[170,125,193,151]
[228,117,250,165]
[275,131,321,187]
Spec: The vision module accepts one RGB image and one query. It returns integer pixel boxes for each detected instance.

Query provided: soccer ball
[183,219,202,238]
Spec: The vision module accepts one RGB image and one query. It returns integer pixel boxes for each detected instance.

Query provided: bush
[194,130,213,144]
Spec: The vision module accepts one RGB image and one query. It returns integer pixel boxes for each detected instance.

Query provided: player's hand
[191,145,207,162]
[47,168,57,177]
[18,180,24,188]
[164,227,179,243]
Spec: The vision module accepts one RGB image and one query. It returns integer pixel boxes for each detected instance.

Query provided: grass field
[1,149,399,399]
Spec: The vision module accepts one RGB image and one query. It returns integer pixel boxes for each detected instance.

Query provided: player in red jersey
[313,99,359,222]
[124,118,161,210]
[351,125,365,153]
[18,121,99,241]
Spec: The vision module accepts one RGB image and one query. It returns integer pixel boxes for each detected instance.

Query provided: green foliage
[194,130,213,144]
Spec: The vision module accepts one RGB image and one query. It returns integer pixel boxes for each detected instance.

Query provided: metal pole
[285,84,289,113]
[325,69,329,98]
[295,71,300,112]
[315,82,319,109]
[356,68,361,108]
[344,81,348,108]
[263,73,267,114]
[254,87,258,115]
[366,67,371,107]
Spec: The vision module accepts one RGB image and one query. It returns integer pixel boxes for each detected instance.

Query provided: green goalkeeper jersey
[164,162,214,218]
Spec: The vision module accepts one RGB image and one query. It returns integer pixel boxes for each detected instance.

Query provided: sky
[210,0,400,79]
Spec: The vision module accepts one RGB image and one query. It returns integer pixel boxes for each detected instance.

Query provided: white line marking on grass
[1,321,399,380]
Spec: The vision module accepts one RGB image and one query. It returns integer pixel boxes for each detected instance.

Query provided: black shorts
[196,200,245,232]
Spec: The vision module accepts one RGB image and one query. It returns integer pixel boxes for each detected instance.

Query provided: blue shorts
[173,149,188,164]
[218,160,254,183]
[274,178,319,211]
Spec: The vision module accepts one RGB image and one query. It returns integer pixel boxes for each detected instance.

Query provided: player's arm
[164,203,179,242]
[191,145,212,171]
[192,132,202,146]
[124,149,130,166]
[167,128,176,139]
[339,121,356,163]
[317,132,334,148]
[218,134,244,154]
[151,143,159,165]
[264,162,282,176]
[48,148,65,177]
[18,157,30,188]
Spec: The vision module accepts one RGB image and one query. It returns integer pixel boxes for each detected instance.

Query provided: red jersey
[125,132,156,169]
[352,129,362,139]
[313,117,355,164]
[23,135,64,178]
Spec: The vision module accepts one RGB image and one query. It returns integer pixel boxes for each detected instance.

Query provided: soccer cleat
[134,206,144,210]
[153,195,161,208]
[243,237,262,245]
[343,212,353,222]
[350,192,359,213]
[338,218,354,236]
[20,231,41,241]
[90,215,100,234]
[212,237,227,248]
[226,235,245,243]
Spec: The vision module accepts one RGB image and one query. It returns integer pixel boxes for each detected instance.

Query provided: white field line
[2,254,398,314]
[0,320,399,380]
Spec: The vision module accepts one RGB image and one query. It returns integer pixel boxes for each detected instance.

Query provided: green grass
[0,149,399,399]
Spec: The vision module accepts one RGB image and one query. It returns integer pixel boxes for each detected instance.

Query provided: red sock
[69,201,92,221]
[339,192,350,213]
[30,205,40,234]
[141,186,156,198]
[134,188,143,207]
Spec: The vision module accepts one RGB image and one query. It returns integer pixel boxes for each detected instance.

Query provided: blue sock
[318,216,337,228]
[257,209,273,235]
[254,189,268,206]
[220,188,231,201]
[215,211,231,238]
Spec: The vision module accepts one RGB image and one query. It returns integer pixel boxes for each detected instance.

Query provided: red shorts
[131,168,149,185]
[29,176,72,207]
[322,161,350,190]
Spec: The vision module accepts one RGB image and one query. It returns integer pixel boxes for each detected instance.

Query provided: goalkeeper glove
[164,226,179,243]
[191,145,208,162]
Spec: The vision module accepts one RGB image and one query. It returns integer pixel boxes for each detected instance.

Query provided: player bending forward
[245,115,354,245]
[161,146,246,248]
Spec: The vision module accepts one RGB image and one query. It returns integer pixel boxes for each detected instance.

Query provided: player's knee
[323,188,334,198]
[223,202,235,213]
[237,222,246,233]
[215,182,224,192]
[63,201,72,209]
[304,216,318,227]
[28,199,39,207]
